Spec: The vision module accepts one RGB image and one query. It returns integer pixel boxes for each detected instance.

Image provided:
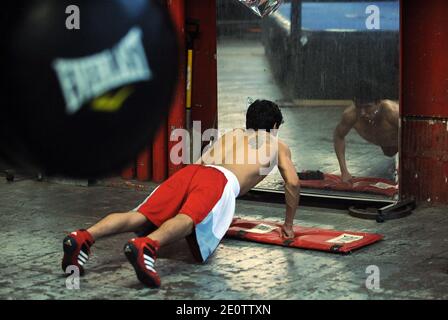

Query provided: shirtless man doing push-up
[334,82,399,182]
[61,99,300,288]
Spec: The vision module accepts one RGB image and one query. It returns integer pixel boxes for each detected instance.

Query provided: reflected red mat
[300,173,398,197]
[226,218,383,254]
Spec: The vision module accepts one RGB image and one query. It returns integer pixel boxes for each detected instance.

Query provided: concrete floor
[1,178,448,300]
[217,37,396,197]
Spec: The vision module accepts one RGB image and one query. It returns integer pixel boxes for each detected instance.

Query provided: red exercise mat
[300,173,398,197]
[226,218,383,254]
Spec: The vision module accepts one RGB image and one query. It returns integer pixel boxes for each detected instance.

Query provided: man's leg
[62,211,150,274]
[87,211,150,241]
[123,213,194,288]
[122,165,230,288]
[146,213,194,246]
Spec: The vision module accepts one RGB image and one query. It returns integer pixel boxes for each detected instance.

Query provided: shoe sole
[124,242,159,288]
[62,236,85,276]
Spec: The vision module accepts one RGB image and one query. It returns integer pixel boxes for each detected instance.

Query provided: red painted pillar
[151,0,178,183]
[167,0,187,177]
[401,0,448,204]
[121,163,135,180]
[186,0,218,146]
[136,146,152,181]
[152,123,167,183]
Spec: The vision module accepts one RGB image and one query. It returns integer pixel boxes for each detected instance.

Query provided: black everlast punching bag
[1,0,178,178]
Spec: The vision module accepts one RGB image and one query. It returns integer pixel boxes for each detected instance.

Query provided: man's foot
[61,229,94,275]
[123,237,161,288]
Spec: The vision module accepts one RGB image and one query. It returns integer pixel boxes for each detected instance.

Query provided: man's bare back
[197,129,292,195]
[196,127,300,238]
[195,99,300,238]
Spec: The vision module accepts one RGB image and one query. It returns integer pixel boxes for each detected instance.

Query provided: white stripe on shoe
[143,254,154,263]
[145,265,156,273]
[144,259,154,266]
[142,253,156,273]
[79,251,89,259]
[77,250,89,266]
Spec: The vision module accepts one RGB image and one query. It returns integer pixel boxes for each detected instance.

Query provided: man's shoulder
[341,104,358,123]
[379,100,399,126]
[277,139,290,153]
[380,100,399,112]
[343,103,357,114]
[277,138,286,146]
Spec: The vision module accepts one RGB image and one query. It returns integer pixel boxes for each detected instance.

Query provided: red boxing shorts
[134,164,240,262]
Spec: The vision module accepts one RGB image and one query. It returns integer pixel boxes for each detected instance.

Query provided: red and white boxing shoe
[61,229,94,276]
[124,237,161,288]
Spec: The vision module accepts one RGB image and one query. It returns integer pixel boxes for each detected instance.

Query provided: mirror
[217,0,400,200]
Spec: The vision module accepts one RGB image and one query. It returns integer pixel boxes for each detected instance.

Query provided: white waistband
[205,165,240,197]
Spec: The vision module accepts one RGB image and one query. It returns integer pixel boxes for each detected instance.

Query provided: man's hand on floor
[281,224,295,239]
[341,171,353,183]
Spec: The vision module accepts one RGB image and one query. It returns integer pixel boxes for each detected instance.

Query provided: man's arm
[277,140,300,238]
[333,105,357,182]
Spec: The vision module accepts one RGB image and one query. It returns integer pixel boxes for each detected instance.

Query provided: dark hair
[354,79,381,106]
[246,99,283,131]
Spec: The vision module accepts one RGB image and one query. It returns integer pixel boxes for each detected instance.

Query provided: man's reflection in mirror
[333,79,399,183]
